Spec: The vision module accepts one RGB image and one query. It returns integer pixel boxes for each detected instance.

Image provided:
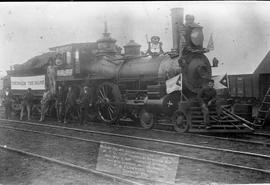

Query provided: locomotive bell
[124,40,141,57]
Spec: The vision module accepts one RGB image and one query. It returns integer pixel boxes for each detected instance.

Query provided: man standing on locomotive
[198,79,221,129]
[47,58,57,95]
[20,88,34,121]
[55,84,66,122]
[78,85,92,125]
[64,86,76,124]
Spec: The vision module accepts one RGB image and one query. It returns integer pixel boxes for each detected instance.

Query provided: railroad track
[4,114,269,147]
[0,118,270,181]
[1,117,270,151]
[64,117,270,147]
[1,118,270,156]
[112,119,270,147]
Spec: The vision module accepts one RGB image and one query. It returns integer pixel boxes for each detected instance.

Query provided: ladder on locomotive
[254,86,270,126]
[189,103,253,132]
[172,93,254,133]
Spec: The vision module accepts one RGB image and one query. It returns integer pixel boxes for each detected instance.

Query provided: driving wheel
[96,82,121,124]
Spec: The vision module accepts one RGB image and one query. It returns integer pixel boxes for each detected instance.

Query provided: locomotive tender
[6,7,234,132]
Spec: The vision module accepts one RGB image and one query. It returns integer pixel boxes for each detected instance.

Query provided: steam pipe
[171,8,184,53]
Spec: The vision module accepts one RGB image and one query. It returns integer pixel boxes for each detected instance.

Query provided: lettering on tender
[10,75,45,90]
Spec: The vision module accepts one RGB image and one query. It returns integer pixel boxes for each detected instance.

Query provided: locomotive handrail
[125,90,148,92]
[103,56,121,65]
[110,54,150,62]
[180,92,188,101]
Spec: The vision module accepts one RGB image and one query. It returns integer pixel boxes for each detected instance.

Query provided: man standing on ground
[2,87,13,119]
[55,84,66,122]
[20,88,34,121]
[39,87,52,122]
[64,86,76,124]
[79,86,92,125]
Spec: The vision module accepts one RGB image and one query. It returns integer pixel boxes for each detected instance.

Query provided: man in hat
[2,87,14,119]
[64,86,76,124]
[20,88,34,121]
[78,85,93,125]
[183,14,204,52]
[146,36,164,57]
[55,84,66,122]
[198,79,221,129]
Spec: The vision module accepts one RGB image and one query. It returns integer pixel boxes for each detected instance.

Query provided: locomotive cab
[49,42,98,79]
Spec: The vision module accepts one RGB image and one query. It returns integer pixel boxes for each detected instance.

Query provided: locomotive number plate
[96,142,179,183]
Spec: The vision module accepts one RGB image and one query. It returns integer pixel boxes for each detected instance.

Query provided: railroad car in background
[226,74,259,121]
[225,51,270,126]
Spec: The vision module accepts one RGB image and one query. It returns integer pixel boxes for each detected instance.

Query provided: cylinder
[171,8,184,51]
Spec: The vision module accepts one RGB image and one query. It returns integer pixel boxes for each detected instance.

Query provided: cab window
[66,51,72,65]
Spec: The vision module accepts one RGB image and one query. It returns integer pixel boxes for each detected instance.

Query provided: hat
[151,36,160,42]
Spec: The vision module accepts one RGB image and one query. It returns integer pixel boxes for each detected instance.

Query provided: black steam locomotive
[4,8,253,133]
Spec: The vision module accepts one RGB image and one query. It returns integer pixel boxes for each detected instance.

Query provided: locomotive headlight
[190,28,204,47]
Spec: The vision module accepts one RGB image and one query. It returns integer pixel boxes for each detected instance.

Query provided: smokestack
[171,8,184,52]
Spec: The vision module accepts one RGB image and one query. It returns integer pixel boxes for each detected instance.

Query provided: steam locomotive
[5,8,252,133]
[83,8,212,129]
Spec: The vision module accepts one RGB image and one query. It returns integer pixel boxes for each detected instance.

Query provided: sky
[0,1,270,76]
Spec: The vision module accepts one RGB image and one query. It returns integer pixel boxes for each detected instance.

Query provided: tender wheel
[11,101,21,116]
[96,82,121,124]
[129,113,140,122]
[32,104,41,116]
[12,101,21,112]
[139,109,154,129]
[172,111,190,133]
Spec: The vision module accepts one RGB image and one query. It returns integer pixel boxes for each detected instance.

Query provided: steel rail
[0,119,270,159]
[0,144,145,185]
[112,123,270,147]
[95,120,270,147]
[0,124,270,175]
[251,132,270,137]
[83,118,270,146]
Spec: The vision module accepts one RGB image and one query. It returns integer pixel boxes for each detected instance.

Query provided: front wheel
[172,111,190,133]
